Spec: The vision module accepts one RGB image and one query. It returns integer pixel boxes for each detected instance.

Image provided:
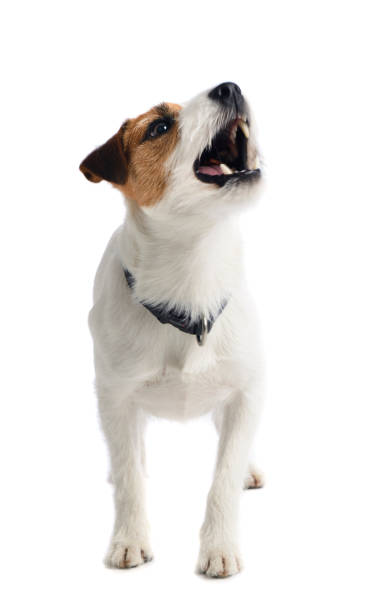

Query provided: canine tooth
[252,155,260,170]
[220,163,233,175]
[238,119,249,139]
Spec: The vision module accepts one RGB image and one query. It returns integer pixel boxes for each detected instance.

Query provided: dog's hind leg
[243,461,265,489]
[98,392,153,569]
[198,388,262,578]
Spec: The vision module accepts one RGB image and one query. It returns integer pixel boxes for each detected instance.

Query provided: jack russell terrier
[80,82,265,578]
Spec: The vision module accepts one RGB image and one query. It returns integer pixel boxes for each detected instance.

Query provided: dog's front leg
[198,390,261,578]
[99,397,152,569]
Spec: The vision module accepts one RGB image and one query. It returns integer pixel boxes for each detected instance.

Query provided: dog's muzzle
[208,82,246,116]
[193,82,261,188]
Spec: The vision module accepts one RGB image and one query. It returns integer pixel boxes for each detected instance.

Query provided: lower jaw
[193,163,261,187]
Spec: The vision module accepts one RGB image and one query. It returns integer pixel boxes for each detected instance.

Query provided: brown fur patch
[79,123,128,185]
[118,102,181,206]
[79,102,181,207]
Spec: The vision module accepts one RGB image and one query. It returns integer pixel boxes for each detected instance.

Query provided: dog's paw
[105,541,153,569]
[197,546,242,578]
[243,464,265,489]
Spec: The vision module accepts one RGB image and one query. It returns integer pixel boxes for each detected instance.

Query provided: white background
[1,1,371,610]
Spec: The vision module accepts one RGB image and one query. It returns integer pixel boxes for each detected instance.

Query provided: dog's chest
[133,363,232,420]
[130,340,232,420]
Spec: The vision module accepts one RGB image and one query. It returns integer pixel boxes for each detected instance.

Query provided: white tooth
[220,163,233,175]
[238,119,250,139]
[252,155,260,170]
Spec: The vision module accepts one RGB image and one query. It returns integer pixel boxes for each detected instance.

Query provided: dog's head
[80,83,263,214]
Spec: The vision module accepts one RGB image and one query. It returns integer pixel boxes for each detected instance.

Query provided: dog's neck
[119,204,244,319]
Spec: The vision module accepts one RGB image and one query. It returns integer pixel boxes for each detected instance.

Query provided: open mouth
[193,118,260,187]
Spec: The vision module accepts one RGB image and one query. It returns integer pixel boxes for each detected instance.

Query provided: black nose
[208,82,244,113]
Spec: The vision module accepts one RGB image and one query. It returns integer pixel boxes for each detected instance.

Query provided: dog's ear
[79,126,127,185]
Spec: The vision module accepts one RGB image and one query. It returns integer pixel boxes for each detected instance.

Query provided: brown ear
[79,127,127,184]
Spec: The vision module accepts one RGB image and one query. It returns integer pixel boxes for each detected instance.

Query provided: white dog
[80,82,265,578]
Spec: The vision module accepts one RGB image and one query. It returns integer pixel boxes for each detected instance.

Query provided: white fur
[88,87,265,577]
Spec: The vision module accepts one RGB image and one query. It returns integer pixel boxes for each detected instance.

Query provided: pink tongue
[198,164,223,176]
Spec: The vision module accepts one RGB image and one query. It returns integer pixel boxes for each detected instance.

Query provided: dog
[80,82,265,578]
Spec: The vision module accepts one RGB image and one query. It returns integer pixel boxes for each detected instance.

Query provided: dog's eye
[150,121,169,138]
[144,118,173,141]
